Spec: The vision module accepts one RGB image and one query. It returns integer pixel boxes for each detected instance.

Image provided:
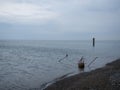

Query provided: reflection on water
[0,40,120,90]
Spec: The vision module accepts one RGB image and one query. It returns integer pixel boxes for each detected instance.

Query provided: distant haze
[0,0,120,40]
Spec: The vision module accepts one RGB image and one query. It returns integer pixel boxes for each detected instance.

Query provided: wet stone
[109,72,120,90]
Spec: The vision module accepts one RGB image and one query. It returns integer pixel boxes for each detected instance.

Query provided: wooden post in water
[93,37,95,47]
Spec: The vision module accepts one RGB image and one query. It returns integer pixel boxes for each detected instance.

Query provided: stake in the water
[93,37,95,47]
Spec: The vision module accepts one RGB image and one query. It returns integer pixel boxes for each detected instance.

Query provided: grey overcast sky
[0,0,120,40]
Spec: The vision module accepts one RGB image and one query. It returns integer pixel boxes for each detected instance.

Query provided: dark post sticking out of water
[93,37,95,47]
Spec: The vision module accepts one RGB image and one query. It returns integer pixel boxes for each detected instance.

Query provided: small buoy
[78,56,85,69]
[78,63,85,69]
[66,54,68,57]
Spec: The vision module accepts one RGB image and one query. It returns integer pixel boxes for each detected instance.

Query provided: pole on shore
[93,37,95,47]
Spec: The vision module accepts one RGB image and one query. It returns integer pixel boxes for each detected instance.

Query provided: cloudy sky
[0,0,120,40]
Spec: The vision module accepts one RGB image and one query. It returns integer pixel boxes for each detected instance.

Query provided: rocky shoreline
[44,59,120,90]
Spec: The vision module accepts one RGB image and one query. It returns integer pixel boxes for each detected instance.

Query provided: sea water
[0,40,120,90]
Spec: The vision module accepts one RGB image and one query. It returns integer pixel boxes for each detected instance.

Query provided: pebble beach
[44,59,120,90]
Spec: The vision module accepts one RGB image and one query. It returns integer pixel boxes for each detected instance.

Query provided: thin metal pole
[93,37,95,47]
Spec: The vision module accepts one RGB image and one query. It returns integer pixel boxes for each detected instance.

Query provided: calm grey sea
[0,40,120,90]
